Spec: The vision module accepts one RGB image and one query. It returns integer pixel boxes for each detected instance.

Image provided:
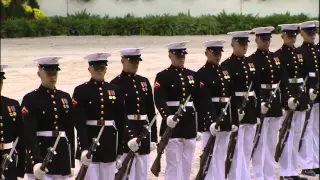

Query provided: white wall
[38,0,319,17]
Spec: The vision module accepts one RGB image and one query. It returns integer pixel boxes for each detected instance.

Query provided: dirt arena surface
[1,34,319,179]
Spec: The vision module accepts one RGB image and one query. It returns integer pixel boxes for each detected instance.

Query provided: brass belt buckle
[293,78,297,83]
[98,120,105,126]
[244,92,248,96]
[0,143,5,150]
[136,115,141,120]
[266,84,272,89]
[52,131,60,137]
[220,97,225,102]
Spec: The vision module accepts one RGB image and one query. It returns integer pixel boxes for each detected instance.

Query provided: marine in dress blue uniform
[249,26,293,180]
[221,31,261,180]
[153,41,206,180]
[195,40,238,180]
[21,56,75,180]
[297,20,319,177]
[275,23,309,180]
[0,64,25,180]
[110,48,157,180]
[72,52,125,180]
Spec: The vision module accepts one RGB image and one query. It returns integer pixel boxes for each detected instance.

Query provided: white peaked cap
[34,56,63,65]
[299,20,318,29]
[251,26,275,34]
[120,48,143,56]
[278,24,300,31]
[0,64,8,72]
[202,40,226,48]
[227,31,252,38]
[166,41,189,50]
[84,52,111,62]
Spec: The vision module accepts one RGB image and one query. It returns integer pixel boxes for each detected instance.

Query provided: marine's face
[169,52,185,68]
[233,41,248,56]
[301,30,316,43]
[39,68,58,88]
[282,34,296,46]
[206,49,222,65]
[123,58,140,73]
[256,37,271,50]
[0,79,3,94]
[88,65,106,81]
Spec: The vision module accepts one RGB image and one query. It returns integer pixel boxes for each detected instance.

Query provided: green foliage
[1,12,318,38]
[1,0,46,20]
[28,0,40,9]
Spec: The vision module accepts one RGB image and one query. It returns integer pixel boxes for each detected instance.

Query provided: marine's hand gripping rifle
[150,95,191,177]
[36,132,62,180]
[0,137,19,180]
[115,113,159,180]
[195,98,231,180]
[251,80,281,158]
[76,125,105,180]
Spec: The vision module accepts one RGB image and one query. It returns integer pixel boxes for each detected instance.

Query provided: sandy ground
[1,34,319,179]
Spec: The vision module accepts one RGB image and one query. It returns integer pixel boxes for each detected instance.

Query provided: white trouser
[120,153,149,180]
[311,103,319,169]
[165,138,196,180]
[252,117,282,180]
[25,174,69,180]
[201,131,231,180]
[77,161,116,180]
[228,123,257,180]
[279,111,305,176]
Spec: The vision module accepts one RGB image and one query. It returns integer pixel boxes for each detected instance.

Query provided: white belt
[37,131,66,137]
[211,97,230,102]
[261,83,278,89]
[289,78,303,83]
[309,72,317,77]
[235,91,255,97]
[127,114,148,120]
[166,101,193,107]
[86,120,115,126]
[0,142,13,150]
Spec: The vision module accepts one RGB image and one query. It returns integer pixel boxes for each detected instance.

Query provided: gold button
[179,73,182,76]
[220,78,223,80]
[101,111,104,114]
[222,83,224,85]
[294,75,297,78]
[314,56,317,58]
[55,126,58,130]
[0,131,3,134]
[134,85,137,88]
[313,52,315,54]
[266,56,269,58]
[54,121,57,124]
[100,117,104,120]
[271,70,273,72]
[182,82,185,85]
[137,109,140,113]
[182,88,185,91]
[1,137,4,141]
[99,87,102,91]
[0,123,3,127]
[271,75,274,78]
[137,98,140,101]
[223,93,226,96]
[181,78,184,80]
[243,66,246,69]
[133,79,135,82]
[245,71,248,73]
[271,80,274,83]
[101,105,104,108]
[295,66,298,69]
[54,108,57,111]
[182,98,185,101]
[101,98,104,102]
[269,65,272,67]
[100,93,103,96]
[223,88,225,90]
[137,104,140,107]
[51,95,54,98]
[268,60,271,62]
[293,56,296,59]
[246,75,248,78]
[55,115,58,119]
[136,91,139,94]
[53,101,56,104]
[295,71,298,74]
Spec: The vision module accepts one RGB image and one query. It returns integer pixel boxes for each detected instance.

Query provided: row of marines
[0,20,319,180]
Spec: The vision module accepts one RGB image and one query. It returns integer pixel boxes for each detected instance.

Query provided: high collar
[89,78,105,86]
[256,49,270,55]
[121,70,136,77]
[38,85,56,94]
[231,53,246,61]
[302,42,315,47]
[169,65,184,72]
[205,61,219,68]
[282,44,296,51]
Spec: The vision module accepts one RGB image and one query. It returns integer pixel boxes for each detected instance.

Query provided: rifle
[76,125,105,180]
[150,95,191,177]
[195,98,231,180]
[225,82,253,179]
[0,137,19,180]
[299,81,319,151]
[36,132,62,180]
[115,113,159,180]
[275,77,308,162]
[251,81,281,158]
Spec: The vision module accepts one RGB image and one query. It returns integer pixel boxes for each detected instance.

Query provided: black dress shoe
[280,176,294,180]
[313,168,320,174]
[301,169,316,176]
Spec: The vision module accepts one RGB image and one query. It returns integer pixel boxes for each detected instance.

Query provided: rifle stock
[114,151,134,180]
[225,131,238,179]
[0,137,19,180]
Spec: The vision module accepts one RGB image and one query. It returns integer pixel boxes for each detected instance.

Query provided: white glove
[17,178,23,180]
[231,125,238,132]
[282,108,286,116]
[257,118,261,125]
[261,102,269,114]
[127,137,139,152]
[116,155,122,169]
[166,115,178,128]
[69,168,75,177]
[33,163,46,179]
[288,97,298,110]
[196,132,202,141]
[209,123,219,136]
[238,110,245,121]
[309,88,317,101]
[150,142,157,152]
[81,150,92,166]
